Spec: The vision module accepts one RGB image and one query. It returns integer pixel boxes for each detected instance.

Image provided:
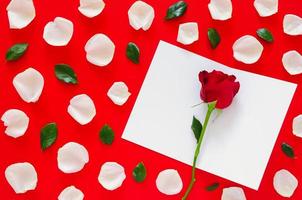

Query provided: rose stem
[182,102,216,200]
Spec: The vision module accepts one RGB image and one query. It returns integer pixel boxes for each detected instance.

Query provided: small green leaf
[55,64,78,84]
[6,43,28,61]
[126,42,140,64]
[165,1,188,20]
[191,116,202,142]
[208,28,221,49]
[133,162,147,182]
[40,123,58,150]
[256,28,273,42]
[99,124,114,145]
[205,182,219,191]
[281,142,295,158]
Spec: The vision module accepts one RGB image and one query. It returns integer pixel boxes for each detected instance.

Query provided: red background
[0,0,301,199]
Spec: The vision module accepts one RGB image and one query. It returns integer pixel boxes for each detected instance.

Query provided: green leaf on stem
[208,28,221,49]
[191,116,202,142]
[256,28,273,42]
[205,182,219,191]
[165,1,188,20]
[40,123,58,150]
[99,124,114,145]
[281,142,295,158]
[6,43,28,61]
[126,42,140,64]
[55,64,78,84]
[133,162,147,182]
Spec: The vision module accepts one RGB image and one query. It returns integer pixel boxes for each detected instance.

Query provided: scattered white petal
[57,142,89,173]
[84,33,115,67]
[177,22,199,45]
[254,0,278,17]
[232,35,264,64]
[156,169,183,195]
[68,94,96,125]
[43,17,74,46]
[273,169,298,198]
[13,68,44,103]
[222,187,247,200]
[293,114,302,138]
[282,50,302,75]
[6,0,36,29]
[58,185,84,200]
[98,162,126,191]
[208,0,232,21]
[283,14,302,36]
[1,109,29,138]
[5,162,37,194]
[128,1,155,31]
[78,0,105,18]
[107,82,131,106]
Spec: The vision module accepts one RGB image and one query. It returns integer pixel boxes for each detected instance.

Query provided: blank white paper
[122,41,297,190]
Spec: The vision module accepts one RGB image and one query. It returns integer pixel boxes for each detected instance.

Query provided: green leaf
[208,28,221,49]
[40,123,58,150]
[191,116,202,142]
[256,28,273,42]
[55,64,78,84]
[133,162,147,182]
[99,124,114,145]
[165,1,188,20]
[126,42,140,64]
[6,43,28,61]
[281,142,295,158]
[205,182,219,191]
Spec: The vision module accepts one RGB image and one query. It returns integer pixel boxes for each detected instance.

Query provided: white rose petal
[57,142,89,173]
[293,114,302,138]
[98,162,126,191]
[282,50,302,75]
[156,169,183,195]
[273,169,298,198]
[107,82,131,106]
[222,187,247,200]
[177,22,199,45]
[128,1,155,31]
[232,35,264,64]
[13,68,44,103]
[1,109,29,138]
[283,14,302,36]
[6,0,36,29]
[5,162,37,194]
[43,17,74,46]
[58,185,84,200]
[208,0,232,21]
[254,0,278,17]
[78,0,105,18]
[84,33,115,67]
[68,94,96,125]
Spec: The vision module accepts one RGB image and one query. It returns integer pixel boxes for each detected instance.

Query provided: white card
[122,41,297,190]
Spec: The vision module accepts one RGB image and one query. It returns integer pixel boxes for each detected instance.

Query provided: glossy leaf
[40,123,58,150]
[55,64,78,84]
[208,28,221,49]
[133,162,147,182]
[126,42,140,64]
[191,116,202,142]
[256,28,273,42]
[99,124,114,145]
[165,1,187,20]
[205,182,219,191]
[6,43,28,61]
[281,142,295,158]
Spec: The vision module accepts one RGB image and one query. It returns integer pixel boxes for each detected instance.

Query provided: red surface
[0,0,301,199]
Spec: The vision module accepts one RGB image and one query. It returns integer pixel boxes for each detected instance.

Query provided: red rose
[198,70,240,109]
